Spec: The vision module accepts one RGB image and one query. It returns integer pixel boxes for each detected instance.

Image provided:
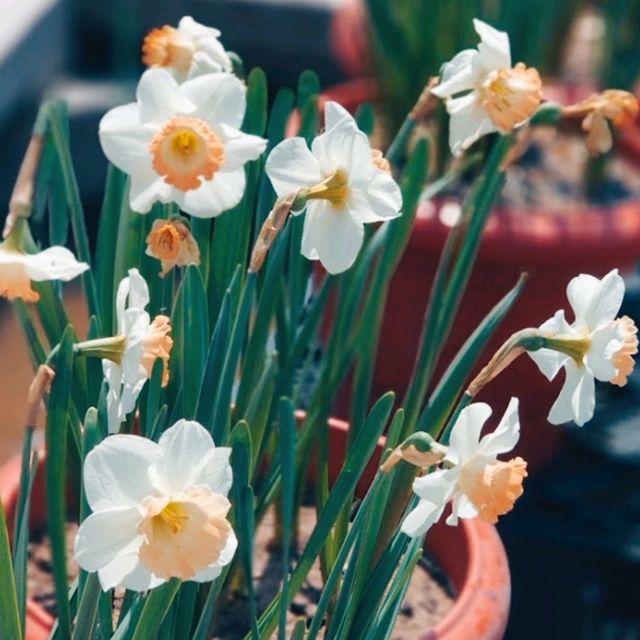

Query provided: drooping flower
[401,398,526,538]
[432,19,542,156]
[142,16,232,82]
[265,101,402,274]
[146,217,200,276]
[0,244,88,302]
[563,90,639,156]
[100,68,267,218]
[528,269,637,426]
[103,269,173,433]
[74,419,236,591]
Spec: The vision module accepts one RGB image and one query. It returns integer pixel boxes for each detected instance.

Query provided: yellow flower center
[480,63,542,131]
[138,488,232,581]
[304,168,350,209]
[458,456,528,524]
[611,315,638,387]
[149,116,225,192]
[142,26,193,74]
[543,334,592,364]
[141,315,173,386]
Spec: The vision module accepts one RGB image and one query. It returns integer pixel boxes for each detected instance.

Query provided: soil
[28,508,454,638]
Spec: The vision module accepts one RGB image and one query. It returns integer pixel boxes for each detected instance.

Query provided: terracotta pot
[321,79,640,468]
[2,418,509,640]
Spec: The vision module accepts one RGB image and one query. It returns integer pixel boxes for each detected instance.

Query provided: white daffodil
[100,68,267,218]
[432,19,542,156]
[528,269,638,426]
[0,243,88,302]
[74,419,236,591]
[401,398,527,538]
[103,269,173,433]
[265,101,402,274]
[142,16,232,81]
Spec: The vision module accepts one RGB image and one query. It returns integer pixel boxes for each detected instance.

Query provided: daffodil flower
[528,269,638,426]
[74,419,236,591]
[103,269,173,433]
[145,217,200,276]
[401,398,527,538]
[0,221,88,302]
[143,16,232,81]
[100,68,267,218]
[432,19,542,156]
[265,101,402,274]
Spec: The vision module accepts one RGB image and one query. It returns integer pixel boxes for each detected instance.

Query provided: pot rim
[2,418,510,640]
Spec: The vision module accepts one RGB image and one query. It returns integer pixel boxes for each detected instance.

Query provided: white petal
[348,170,402,223]
[474,19,511,70]
[478,397,520,457]
[301,201,364,274]
[311,116,371,180]
[411,467,458,501]
[446,492,479,526]
[401,499,446,538]
[23,247,88,282]
[446,402,493,465]
[219,124,267,170]
[265,137,323,196]
[323,101,355,131]
[129,166,173,214]
[124,268,150,310]
[587,323,622,382]
[182,73,247,130]
[445,93,497,156]
[83,435,159,510]
[178,15,221,38]
[529,310,573,380]
[97,552,140,591]
[195,447,233,496]
[567,269,624,329]
[99,104,155,175]
[548,361,595,426]
[74,508,142,572]
[173,168,246,218]
[192,530,238,582]
[151,420,217,494]
[137,69,195,123]
[118,560,165,592]
[432,49,482,98]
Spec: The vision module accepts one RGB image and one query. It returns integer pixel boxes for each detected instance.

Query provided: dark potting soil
[28,508,455,638]
[501,128,640,211]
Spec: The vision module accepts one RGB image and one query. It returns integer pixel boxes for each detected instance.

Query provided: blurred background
[1,1,640,638]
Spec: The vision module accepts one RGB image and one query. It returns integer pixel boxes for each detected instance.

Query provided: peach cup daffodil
[432,19,542,155]
[74,419,236,591]
[102,269,173,433]
[528,270,638,426]
[143,16,232,82]
[99,68,267,218]
[265,101,402,274]
[401,398,527,538]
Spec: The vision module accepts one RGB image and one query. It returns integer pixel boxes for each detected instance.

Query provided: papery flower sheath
[103,269,173,433]
[401,398,526,538]
[0,243,88,302]
[99,68,267,218]
[74,419,236,591]
[143,16,232,81]
[265,101,402,274]
[528,269,638,426]
[432,19,542,155]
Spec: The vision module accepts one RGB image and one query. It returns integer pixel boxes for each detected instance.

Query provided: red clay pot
[321,79,640,469]
[2,418,509,640]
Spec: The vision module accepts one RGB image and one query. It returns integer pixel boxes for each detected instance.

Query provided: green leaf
[45,326,75,639]
[253,392,395,639]
[71,573,101,640]
[129,579,181,640]
[419,274,527,436]
[0,499,21,640]
[277,399,296,640]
